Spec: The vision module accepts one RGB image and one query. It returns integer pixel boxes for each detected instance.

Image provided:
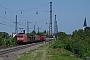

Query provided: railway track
[0,39,53,60]
[0,42,44,55]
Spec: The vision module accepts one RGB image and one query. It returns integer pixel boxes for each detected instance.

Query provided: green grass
[16,44,84,60]
[48,55,83,60]
[33,52,43,60]
[16,52,33,60]
[47,48,83,60]
[16,45,47,60]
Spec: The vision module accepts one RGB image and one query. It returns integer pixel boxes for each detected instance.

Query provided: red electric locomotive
[17,33,28,44]
[16,33,46,44]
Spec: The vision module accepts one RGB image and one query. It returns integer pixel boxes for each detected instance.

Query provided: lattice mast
[54,15,56,34]
[27,21,30,33]
[54,15,58,34]
[49,2,52,35]
[15,15,18,34]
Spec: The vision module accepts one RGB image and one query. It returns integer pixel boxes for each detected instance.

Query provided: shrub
[51,40,66,48]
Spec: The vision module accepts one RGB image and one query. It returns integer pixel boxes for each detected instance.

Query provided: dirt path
[30,45,49,60]
[42,50,46,60]
[42,46,48,60]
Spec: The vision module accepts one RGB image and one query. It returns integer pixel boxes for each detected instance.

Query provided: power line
[0,3,50,23]
[0,15,13,22]
[0,22,14,27]
[0,5,6,9]
[0,3,49,12]
[0,2,50,33]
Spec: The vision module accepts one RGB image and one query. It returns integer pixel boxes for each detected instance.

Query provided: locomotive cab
[17,33,28,44]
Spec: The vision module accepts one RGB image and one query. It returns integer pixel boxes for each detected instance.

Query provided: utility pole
[49,2,52,35]
[27,21,30,33]
[54,15,58,34]
[54,15,58,39]
[54,15,56,34]
[49,2,52,47]
[34,25,35,31]
[38,27,41,33]
[38,27,39,33]
[56,21,58,34]
[15,15,18,34]
[34,22,36,31]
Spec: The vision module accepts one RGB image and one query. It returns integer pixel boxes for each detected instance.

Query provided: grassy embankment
[16,43,83,60]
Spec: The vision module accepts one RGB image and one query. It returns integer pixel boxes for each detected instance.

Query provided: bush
[51,30,90,58]
[51,40,66,48]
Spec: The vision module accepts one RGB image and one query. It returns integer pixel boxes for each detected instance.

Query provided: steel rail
[0,42,44,55]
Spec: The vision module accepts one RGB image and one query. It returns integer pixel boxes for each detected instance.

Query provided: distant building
[83,18,90,30]
[84,27,90,30]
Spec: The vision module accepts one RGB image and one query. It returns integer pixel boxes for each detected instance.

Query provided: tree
[26,30,36,38]
[31,30,36,35]
[37,32,45,36]
[43,30,46,34]
[0,32,9,39]
[57,32,68,40]
[51,30,90,58]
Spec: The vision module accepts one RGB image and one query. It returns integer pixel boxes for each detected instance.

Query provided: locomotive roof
[18,33,25,34]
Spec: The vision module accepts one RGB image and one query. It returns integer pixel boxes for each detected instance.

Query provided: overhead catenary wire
[0,15,13,22]
[0,2,50,33]
[0,3,49,23]
[0,3,49,13]
[0,22,14,27]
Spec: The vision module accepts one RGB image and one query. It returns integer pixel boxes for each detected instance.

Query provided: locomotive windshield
[17,36,23,38]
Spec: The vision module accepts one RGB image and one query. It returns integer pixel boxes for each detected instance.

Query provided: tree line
[51,29,90,59]
[0,32,17,48]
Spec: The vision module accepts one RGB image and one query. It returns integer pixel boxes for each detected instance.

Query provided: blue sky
[0,0,90,35]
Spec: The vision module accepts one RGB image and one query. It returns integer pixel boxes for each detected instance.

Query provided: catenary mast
[15,15,18,34]
[49,2,52,35]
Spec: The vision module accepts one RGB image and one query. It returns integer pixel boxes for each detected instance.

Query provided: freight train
[16,33,46,44]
